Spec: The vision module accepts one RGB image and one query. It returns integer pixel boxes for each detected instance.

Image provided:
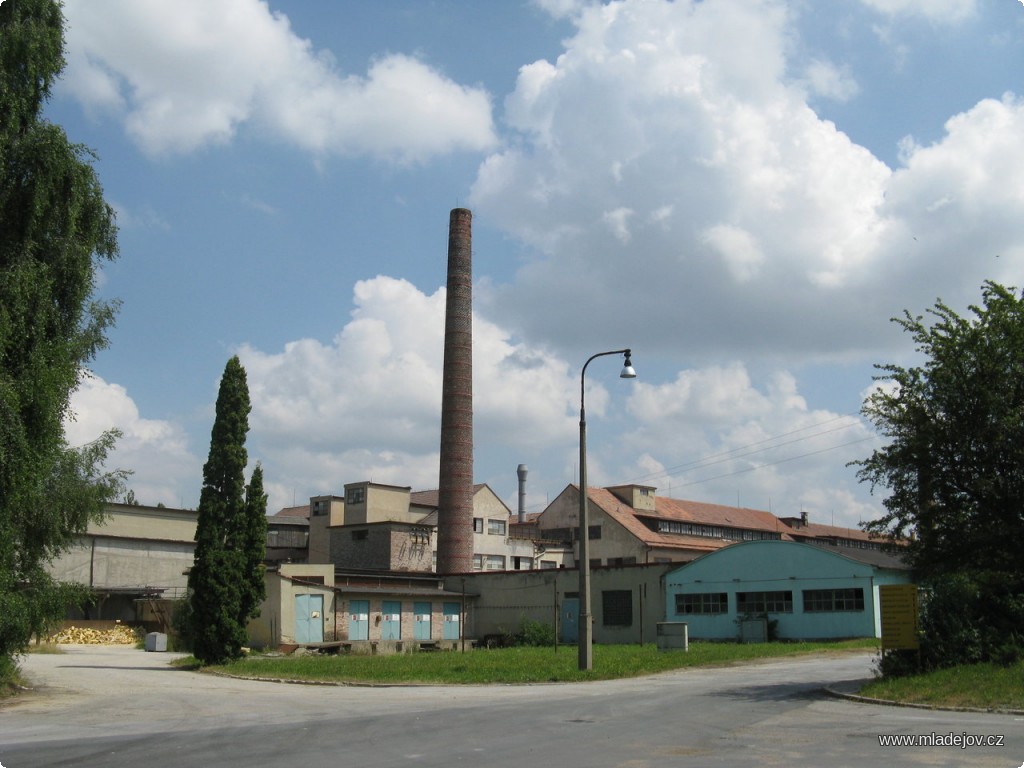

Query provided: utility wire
[629,412,866,485]
[668,435,877,489]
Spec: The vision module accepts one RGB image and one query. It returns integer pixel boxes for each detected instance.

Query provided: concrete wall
[50,538,195,594]
[664,540,913,640]
[344,482,418,525]
[47,504,198,598]
[538,487,648,566]
[447,563,675,645]
[87,503,198,542]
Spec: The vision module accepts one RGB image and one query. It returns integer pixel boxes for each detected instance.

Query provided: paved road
[2,646,1022,768]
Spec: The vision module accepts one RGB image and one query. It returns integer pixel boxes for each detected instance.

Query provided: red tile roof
[778,518,878,542]
[586,488,734,553]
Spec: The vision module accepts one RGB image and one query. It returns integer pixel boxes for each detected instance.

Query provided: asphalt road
[2,645,1022,768]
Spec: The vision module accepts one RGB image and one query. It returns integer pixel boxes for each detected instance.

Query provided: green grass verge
[203,638,877,685]
[24,643,64,654]
[859,661,1024,710]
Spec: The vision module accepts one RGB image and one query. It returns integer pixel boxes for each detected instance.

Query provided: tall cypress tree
[239,463,267,626]
[187,356,252,664]
[0,0,125,685]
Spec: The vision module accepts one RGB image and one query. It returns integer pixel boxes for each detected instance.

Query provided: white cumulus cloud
[59,0,497,160]
[66,374,200,508]
[472,0,1024,364]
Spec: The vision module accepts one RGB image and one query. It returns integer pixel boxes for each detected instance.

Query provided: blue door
[295,594,324,643]
[442,601,461,641]
[413,601,432,641]
[349,599,369,641]
[382,600,401,640]
[561,596,579,644]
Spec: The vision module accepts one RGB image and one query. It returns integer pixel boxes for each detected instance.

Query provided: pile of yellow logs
[48,624,143,645]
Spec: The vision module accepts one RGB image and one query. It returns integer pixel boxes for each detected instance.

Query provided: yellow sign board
[879,584,919,650]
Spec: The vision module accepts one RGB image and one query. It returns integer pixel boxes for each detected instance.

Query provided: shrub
[518,619,556,647]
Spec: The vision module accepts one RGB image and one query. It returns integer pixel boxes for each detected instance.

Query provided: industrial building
[664,540,912,641]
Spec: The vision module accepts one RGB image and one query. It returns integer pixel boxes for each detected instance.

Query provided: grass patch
[24,643,64,654]
[206,639,877,685]
[860,660,1024,710]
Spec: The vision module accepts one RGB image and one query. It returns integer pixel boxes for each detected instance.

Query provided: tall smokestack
[436,208,474,575]
[517,464,528,524]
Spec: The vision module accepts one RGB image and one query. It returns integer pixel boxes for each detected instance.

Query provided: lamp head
[620,350,637,379]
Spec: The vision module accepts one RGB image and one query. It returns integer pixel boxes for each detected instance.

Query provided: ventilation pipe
[517,464,528,524]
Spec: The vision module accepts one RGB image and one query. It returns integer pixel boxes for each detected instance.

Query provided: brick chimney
[435,208,474,575]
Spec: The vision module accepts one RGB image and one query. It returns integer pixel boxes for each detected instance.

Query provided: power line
[668,435,877,489]
[628,412,866,486]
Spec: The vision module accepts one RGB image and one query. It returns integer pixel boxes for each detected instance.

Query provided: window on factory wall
[606,557,637,567]
[472,554,484,571]
[487,519,506,535]
[737,591,793,613]
[485,555,505,571]
[588,525,602,540]
[602,590,633,626]
[802,588,864,612]
[473,517,484,534]
[346,487,365,504]
[675,592,728,615]
[351,529,368,541]
[540,560,557,569]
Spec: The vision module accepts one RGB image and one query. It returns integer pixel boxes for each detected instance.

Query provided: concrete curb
[822,679,1024,716]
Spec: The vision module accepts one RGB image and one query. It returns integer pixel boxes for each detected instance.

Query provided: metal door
[295,594,324,644]
[413,601,432,640]
[349,599,369,641]
[561,596,579,644]
[381,600,401,640]
[442,601,461,641]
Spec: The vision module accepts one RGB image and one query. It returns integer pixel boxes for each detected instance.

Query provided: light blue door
[295,594,324,644]
[349,599,369,641]
[561,596,579,644]
[382,600,401,640]
[442,601,461,641]
[413,601,432,640]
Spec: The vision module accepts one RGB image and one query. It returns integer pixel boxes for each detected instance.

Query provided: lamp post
[578,348,636,671]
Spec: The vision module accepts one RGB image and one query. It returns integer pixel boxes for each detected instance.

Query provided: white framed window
[487,519,506,535]
[485,555,505,571]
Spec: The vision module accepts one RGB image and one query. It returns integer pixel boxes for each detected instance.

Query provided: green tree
[239,463,267,625]
[187,356,265,664]
[855,281,1024,670]
[0,0,125,685]
[855,281,1024,578]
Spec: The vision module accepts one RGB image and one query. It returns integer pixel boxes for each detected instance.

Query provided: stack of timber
[49,624,143,645]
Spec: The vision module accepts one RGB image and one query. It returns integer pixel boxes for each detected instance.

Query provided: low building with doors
[251,565,475,652]
[664,540,913,641]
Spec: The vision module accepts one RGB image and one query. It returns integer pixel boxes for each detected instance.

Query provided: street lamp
[578,348,636,671]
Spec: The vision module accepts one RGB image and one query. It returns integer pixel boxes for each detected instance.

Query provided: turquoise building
[664,540,912,640]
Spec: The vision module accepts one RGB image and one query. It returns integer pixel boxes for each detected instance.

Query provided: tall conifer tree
[239,463,267,625]
[187,356,253,664]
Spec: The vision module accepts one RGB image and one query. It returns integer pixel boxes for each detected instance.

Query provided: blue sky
[51,0,1024,526]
